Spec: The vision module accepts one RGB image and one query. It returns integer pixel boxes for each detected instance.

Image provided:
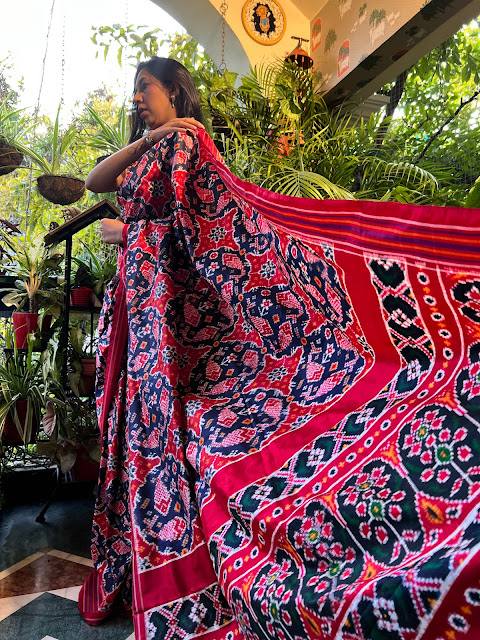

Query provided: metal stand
[35,466,72,523]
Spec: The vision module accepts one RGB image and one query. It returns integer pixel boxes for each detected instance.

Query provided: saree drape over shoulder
[79,130,480,640]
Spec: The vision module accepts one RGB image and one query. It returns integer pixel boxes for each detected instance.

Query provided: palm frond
[266,166,355,200]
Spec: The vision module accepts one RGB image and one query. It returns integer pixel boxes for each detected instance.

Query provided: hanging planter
[14,103,86,205]
[0,140,23,176]
[37,174,85,205]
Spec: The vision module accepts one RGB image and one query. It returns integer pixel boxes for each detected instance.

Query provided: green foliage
[0,231,63,314]
[81,104,130,156]
[0,340,55,444]
[69,320,95,359]
[91,24,160,67]
[72,242,117,300]
[0,96,32,146]
[465,179,480,209]
[379,19,480,202]
[212,62,438,202]
[14,103,81,175]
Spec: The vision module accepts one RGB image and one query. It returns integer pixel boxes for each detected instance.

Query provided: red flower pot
[71,446,100,482]
[2,399,38,444]
[78,358,96,396]
[12,313,52,349]
[70,287,93,307]
[81,358,96,377]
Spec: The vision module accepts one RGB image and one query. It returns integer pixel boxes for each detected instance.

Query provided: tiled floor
[0,487,134,640]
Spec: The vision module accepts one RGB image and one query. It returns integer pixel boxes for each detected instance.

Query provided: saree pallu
[79,129,480,640]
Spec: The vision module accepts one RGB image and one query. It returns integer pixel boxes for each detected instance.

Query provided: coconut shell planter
[37,174,85,205]
[0,140,24,176]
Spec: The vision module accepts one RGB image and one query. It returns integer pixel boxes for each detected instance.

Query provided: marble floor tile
[0,591,42,622]
[47,549,93,567]
[0,554,92,598]
[0,497,132,638]
[47,585,83,602]
[0,592,134,640]
[0,551,45,581]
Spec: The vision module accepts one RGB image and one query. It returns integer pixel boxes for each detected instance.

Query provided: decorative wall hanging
[285,36,313,70]
[242,0,286,46]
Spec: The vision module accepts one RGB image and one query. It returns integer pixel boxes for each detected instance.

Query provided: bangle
[144,132,155,147]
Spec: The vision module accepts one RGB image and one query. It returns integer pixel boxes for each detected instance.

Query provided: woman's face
[133,69,176,129]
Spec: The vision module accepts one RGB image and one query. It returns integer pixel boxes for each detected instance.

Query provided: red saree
[80,130,480,640]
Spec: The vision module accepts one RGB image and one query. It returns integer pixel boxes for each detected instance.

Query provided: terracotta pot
[12,312,52,349]
[78,375,95,397]
[37,175,85,205]
[81,358,96,377]
[70,287,92,307]
[71,446,99,482]
[2,399,38,444]
[0,141,23,176]
[78,358,96,396]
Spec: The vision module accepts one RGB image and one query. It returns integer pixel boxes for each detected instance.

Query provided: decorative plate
[241,1,286,46]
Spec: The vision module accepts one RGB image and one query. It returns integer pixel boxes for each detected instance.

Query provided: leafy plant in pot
[0,230,64,349]
[69,320,97,397]
[0,341,50,445]
[70,260,95,307]
[73,243,117,305]
[14,104,85,205]
[38,393,100,479]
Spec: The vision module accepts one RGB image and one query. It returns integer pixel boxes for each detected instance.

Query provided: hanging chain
[219,1,228,75]
[123,0,129,101]
[34,0,56,119]
[25,0,56,219]
[60,14,66,105]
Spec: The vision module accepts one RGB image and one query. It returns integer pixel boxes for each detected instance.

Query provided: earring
[170,95,176,109]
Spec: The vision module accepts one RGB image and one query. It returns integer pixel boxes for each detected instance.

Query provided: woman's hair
[129,57,203,143]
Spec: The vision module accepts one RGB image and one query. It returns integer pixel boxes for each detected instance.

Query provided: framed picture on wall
[241,0,286,46]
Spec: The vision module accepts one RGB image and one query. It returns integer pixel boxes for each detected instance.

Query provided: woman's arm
[85,117,205,193]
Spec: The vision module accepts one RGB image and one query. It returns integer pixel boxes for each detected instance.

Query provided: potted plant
[70,259,95,307]
[0,96,31,176]
[14,103,85,205]
[69,320,97,396]
[73,243,117,305]
[0,230,64,349]
[38,394,100,480]
[0,341,50,444]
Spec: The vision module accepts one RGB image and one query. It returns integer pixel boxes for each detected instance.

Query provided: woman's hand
[100,218,125,244]
[148,118,205,145]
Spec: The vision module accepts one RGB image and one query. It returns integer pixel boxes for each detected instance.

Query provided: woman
[80,58,480,640]
[86,57,205,240]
